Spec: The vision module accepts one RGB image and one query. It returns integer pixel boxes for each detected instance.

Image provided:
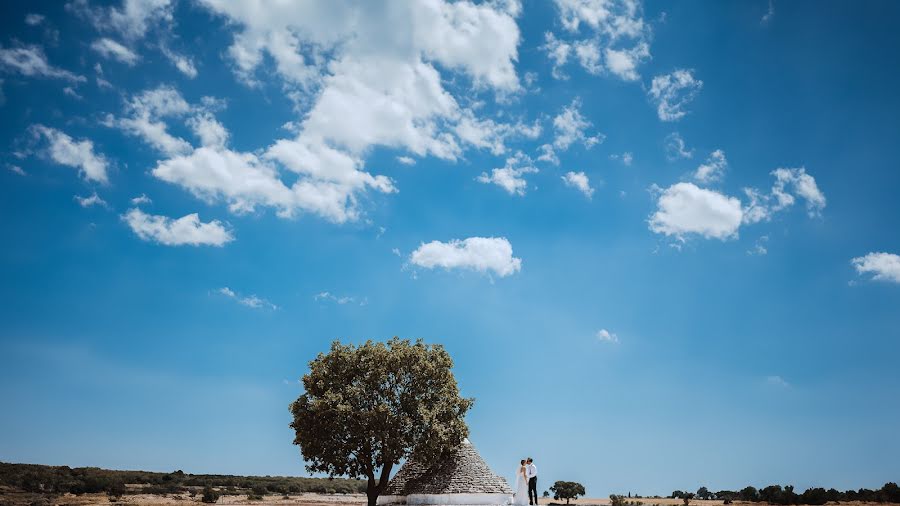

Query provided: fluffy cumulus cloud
[693,149,727,184]
[544,0,651,81]
[123,208,233,246]
[648,69,703,121]
[409,236,522,278]
[649,182,744,240]
[477,152,538,196]
[90,37,139,65]
[31,125,109,183]
[0,45,85,82]
[851,252,900,283]
[562,171,594,198]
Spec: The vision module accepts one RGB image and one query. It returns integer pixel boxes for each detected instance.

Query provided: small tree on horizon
[290,338,474,506]
[551,481,585,504]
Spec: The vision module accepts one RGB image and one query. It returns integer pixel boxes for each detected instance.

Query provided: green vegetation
[290,338,473,506]
[668,483,900,505]
[550,481,586,504]
[0,462,366,498]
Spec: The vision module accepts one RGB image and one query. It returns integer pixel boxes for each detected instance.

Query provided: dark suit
[528,476,538,505]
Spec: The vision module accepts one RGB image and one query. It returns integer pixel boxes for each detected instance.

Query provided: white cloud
[314,291,360,305]
[664,132,693,160]
[31,125,109,184]
[90,38,139,65]
[772,167,826,217]
[409,236,522,278]
[123,208,234,246]
[747,235,769,256]
[603,42,649,81]
[396,156,416,166]
[648,69,703,121]
[67,0,174,40]
[541,32,571,79]
[131,193,152,205]
[766,375,789,387]
[562,171,595,198]
[693,149,727,184]
[761,0,775,24]
[0,45,85,82]
[596,328,618,343]
[610,152,633,165]
[218,286,277,309]
[74,192,108,208]
[106,85,193,157]
[8,165,26,176]
[545,0,651,81]
[477,152,538,196]
[25,13,46,26]
[551,98,604,151]
[851,252,900,284]
[649,182,744,240]
[161,45,198,78]
[63,86,83,100]
[537,143,560,165]
[742,167,826,223]
[573,39,602,74]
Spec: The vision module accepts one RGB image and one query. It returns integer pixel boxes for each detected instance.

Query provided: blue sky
[2,0,900,498]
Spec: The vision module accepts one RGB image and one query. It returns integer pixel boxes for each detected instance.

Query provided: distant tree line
[0,462,366,497]
[668,483,900,505]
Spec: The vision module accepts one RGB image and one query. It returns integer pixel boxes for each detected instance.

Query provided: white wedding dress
[513,467,529,505]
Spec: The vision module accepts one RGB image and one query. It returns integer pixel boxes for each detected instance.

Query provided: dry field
[0,491,365,506]
[1,491,897,506]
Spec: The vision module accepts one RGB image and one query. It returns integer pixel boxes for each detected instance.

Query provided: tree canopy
[289,338,474,506]
[551,481,586,504]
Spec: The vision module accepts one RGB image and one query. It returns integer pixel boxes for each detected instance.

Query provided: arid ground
[2,489,898,506]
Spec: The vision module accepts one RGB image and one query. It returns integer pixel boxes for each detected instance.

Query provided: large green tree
[289,338,474,506]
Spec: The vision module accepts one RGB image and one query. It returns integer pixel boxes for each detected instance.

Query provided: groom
[526,458,538,505]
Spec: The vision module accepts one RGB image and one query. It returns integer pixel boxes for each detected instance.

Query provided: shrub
[201,485,220,504]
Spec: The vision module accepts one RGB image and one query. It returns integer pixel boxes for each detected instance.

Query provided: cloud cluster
[542,0,651,81]
[123,208,233,246]
[409,236,522,278]
[650,167,826,242]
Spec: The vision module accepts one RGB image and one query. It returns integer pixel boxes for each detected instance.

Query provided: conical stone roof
[384,439,513,496]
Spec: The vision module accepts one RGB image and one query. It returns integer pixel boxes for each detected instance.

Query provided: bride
[513,459,529,505]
